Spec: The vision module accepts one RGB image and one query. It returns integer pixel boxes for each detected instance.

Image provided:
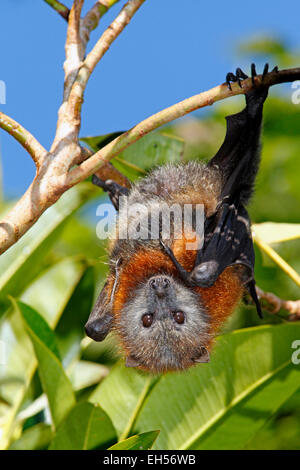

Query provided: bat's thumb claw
[191,260,219,287]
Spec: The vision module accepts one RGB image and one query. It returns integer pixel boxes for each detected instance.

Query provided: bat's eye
[173,311,185,324]
[142,314,153,328]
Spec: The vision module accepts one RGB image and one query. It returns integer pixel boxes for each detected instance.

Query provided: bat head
[85,245,244,374]
[116,273,211,373]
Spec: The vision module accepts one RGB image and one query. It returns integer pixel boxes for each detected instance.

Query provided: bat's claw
[226,72,236,90]
[262,63,269,81]
[226,64,278,90]
[252,63,279,85]
[226,67,248,90]
[251,63,257,84]
[236,67,248,88]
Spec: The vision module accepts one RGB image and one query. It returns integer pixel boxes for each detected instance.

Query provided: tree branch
[81,1,121,47]
[0,57,299,254]
[66,0,145,138]
[66,66,300,185]
[0,112,47,168]
[50,0,85,163]
[51,0,133,163]
[256,286,300,321]
[84,0,144,78]
[63,0,85,104]
[43,0,70,20]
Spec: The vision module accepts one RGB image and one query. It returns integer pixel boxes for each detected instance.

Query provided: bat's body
[85,65,271,373]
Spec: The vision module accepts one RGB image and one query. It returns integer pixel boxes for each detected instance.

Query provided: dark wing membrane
[192,203,254,287]
[192,202,263,318]
[208,86,268,205]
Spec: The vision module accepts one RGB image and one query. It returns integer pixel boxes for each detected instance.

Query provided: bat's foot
[92,174,108,189]
[92,174,129,210]
[226,67,248,90]
[226,63,278,90]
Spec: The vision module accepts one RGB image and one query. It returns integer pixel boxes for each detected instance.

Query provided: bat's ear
[85,281,113,342]
[125,355,140,368]
[193,347,210,364]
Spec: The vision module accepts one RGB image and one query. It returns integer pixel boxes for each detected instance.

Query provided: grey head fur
[116,274,211,373]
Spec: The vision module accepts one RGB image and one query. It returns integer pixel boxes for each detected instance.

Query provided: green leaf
[0,258,85,449]
[55,267,96,367]
[90,363,154,440]
[14,359,109,426]
[244,388,300,450]
[193,364,300,449]
[9,423,53,450]
[252,222,300,244]
[81,132,184,181]
[18,303,60,359]
[49,402,116,450]
[20,258,86,326]
[133,323,300,450]
[0,183,96,305]
[18,301,76,428]
[108,431,160,450]
[68,361,108,391]
[119,132,184,168]
[81,132,124,153]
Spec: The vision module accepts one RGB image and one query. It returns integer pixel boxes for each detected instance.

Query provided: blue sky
[0,0,300,197]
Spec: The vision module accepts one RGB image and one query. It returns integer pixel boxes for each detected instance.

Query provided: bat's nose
[149,276,170,298]
[85,319,107,342]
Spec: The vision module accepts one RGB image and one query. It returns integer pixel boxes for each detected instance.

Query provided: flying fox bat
[85,64,274,373]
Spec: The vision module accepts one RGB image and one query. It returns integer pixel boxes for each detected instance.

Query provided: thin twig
[66,0,145,132]
[43,0,70,20]
[50,0,85,160]
[81,1,121,48]
[62,0,85,104]
[85,0,145,78]
[0,112,47,168]
[51,0,129,161]
[256,286,300,321]
[66,66,300,186]
[253,234,300,287]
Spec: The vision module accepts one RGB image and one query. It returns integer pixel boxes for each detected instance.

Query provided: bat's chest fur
[110,161,223,262]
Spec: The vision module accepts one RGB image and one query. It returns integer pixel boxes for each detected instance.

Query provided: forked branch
[43,0,70,20]
[0,0,300,259]
[0,112,47,168]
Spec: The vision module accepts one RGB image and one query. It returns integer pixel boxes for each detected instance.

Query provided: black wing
[208,82,268,205]
[193,203,253,285]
